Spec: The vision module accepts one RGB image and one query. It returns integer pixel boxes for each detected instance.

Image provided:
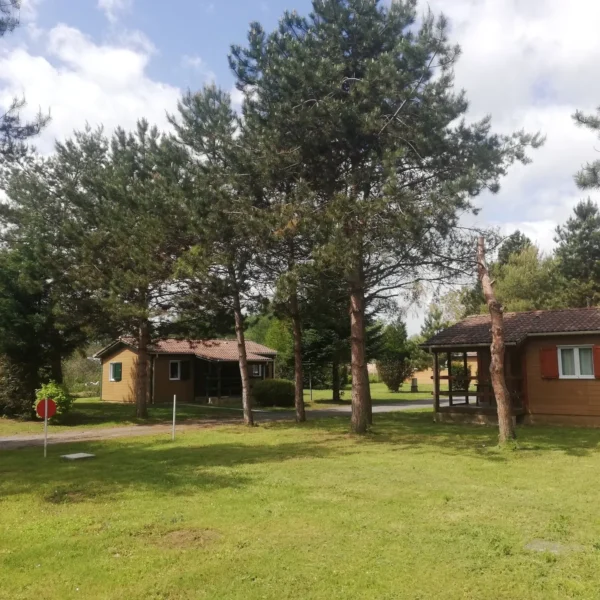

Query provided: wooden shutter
[180,361,191,381]
[540,347,559,379]
[113,362,122,382]
[593,347,600,379]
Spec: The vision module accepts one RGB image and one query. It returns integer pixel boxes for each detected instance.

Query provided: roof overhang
[93,339,137,359]
[422,329,600,351]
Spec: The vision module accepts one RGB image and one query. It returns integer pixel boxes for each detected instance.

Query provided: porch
[193,357,272,402]
[431,347,527,424]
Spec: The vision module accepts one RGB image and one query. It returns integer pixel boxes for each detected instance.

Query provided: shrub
[252,379,295,407]
[450,362,472,390]
[376,358,415,393]
[35,381,74,419]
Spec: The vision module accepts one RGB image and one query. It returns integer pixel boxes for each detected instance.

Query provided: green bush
[252,379,295,407]
[376,358,414,393]
[35,381,73,419]
[450,362,472,390]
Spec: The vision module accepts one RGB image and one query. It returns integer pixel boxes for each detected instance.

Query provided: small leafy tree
[376,358,414,393]
[376,317,414,393]
[35,380,73,419]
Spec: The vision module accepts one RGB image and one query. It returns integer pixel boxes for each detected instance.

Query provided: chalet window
[169,360,190,381]
[558,347,595,379]
[251,364,262,377]
[109,362,122,382]
[169,360,181,381]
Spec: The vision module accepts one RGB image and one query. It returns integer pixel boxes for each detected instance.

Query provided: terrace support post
[463,351,469,405]
[447,351,453,407]
[433,351,440,417]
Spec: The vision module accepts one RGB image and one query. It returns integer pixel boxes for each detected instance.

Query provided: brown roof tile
[423,307,600,348]
[96,338,277,362]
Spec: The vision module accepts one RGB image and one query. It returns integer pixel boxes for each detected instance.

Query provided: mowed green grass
[3,413,600,599]
[0,383,433,437]
[0,398,238,436]
[306,381,435,406]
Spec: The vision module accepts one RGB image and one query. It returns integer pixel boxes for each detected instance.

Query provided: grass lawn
[306,381,435,407]
[0,383,432,437]
[3,413,600,599]
[0,398,239,436]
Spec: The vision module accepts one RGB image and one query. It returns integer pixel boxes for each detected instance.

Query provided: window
[251,364,262,377]
[109,362,122,382]
[169,360,181,381]
[558,347,595,379]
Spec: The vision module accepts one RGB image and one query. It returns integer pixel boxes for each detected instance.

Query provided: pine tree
[0,1,49,163]
[555,199,600,306]
[573,108,600,189]
[497,231,532,266]
[3,123,191,418]
[170,86,262,426]
[231,0,542,433]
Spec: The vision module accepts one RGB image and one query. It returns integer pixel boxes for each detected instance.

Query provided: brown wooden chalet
[422,307,600,426]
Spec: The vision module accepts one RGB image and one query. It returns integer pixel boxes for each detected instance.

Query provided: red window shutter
[594,346,600,379]
[540,347,559,379]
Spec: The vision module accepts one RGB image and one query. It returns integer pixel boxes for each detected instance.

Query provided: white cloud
[97,0,132,23]
[0,24,180,154]
[181,54,216,84]
[420,0,600,236]
[20,0,44,21]
[230,87,244,111]
[398,0,600,328]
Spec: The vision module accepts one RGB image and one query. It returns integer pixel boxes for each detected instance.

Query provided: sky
[1,0,600,334]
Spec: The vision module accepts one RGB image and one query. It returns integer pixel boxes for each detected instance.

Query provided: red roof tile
[95,338,277,362]
[423,307,600,348]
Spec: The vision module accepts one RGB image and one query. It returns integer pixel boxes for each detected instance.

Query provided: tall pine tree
[231,0,542,432]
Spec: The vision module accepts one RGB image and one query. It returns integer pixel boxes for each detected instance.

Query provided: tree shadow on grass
[0,438,338,501]
[265,411,600,461]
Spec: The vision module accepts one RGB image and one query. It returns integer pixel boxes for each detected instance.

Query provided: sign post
[44,398,48,458]
[36,398,57,458]
[172,394,177,441]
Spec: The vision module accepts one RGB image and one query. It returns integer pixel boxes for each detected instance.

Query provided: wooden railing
[436,376,524,409]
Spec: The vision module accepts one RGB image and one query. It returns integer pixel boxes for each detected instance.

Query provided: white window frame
[169,360,181,381]
[557,346,595,379]
[251,364,262,377]
[109,362,122,382]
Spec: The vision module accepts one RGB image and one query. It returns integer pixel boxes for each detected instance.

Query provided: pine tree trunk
[477,236,516,443]
[290,293,306,423]
[349,270,370,434]
[136,319,150,419]
[233,290,254,426]
[363,361,372,425]
[50,351,63,384]
[332,356,341,403]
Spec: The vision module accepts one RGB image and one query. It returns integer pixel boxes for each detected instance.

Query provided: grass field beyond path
[2,413,600,599]
[0,382,433,436]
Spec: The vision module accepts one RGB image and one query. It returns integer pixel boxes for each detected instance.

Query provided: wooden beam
[433,351,440,415]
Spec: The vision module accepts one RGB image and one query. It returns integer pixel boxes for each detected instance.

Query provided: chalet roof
[94,338,277,362]
[422,307,600,349]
